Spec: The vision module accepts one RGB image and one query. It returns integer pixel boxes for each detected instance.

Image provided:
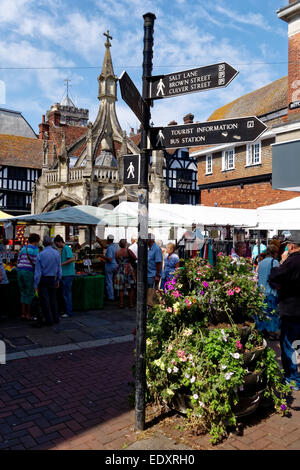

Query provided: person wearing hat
[103,235,118,301]
[269,230,300,391]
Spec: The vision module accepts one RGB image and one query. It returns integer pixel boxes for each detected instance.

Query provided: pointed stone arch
[42,192,83,213]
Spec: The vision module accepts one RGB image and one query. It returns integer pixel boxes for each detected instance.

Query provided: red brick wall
[201,183,300,209]
[288,25,300,119]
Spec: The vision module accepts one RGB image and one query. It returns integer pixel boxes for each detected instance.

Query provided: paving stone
[9,337,35,347]
[52,322,82,331]
[62,329,94,342]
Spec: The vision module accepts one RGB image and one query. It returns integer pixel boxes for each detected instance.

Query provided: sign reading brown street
[147,62,238,100]
[149,116,267,150]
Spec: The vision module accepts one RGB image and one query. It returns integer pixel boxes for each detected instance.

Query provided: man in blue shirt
[103,235,118,301]
[148,233,163,288]
[34,235,62,326]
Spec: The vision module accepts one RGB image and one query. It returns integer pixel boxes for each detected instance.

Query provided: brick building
[191,0,300,209]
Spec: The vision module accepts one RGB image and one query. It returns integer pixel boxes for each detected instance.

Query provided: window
[206,154,212,174]
[222,149,235,171]
[247,142,261,166]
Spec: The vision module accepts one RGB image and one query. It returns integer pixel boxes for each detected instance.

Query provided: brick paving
[0,341,137,450]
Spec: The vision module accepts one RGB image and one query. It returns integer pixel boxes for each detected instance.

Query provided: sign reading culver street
[148,62,238,100]
[149,117,267,150]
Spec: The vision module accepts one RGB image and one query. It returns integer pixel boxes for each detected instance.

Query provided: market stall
[0,206,114,314]
[256,196,300,230]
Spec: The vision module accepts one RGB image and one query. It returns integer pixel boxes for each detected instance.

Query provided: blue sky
[0,0,290,135]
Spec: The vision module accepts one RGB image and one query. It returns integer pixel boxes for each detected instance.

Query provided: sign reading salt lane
[148,62,238,100]
[149,116,267,150]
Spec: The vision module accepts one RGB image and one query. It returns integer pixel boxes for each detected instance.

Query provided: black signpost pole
[135,12,156,432]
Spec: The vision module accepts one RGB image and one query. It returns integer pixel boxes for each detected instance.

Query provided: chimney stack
[183,113,194,124]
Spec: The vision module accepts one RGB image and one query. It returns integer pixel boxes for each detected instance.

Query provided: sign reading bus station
[148,62,238,100]
[149,116,267,150]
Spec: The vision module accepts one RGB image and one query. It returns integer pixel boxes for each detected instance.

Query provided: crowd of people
[0,233,75,327]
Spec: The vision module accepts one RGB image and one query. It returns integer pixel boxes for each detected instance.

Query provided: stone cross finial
[103,30,112,48]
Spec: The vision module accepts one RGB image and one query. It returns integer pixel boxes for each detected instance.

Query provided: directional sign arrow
[149,116,267,150]
[147,62,238,100]
[119,71,149,124]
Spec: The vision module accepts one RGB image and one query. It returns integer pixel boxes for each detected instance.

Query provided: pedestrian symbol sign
[123,154,140,185]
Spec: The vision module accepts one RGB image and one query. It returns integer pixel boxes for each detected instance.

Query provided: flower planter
[172,392,191,414]
[243,370,264,388]
[242,339,267,365]
[234,388,265,418]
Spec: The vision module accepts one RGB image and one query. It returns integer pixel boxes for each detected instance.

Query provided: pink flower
[172,290,181,298]
[227,289,235,296]
[236,340,243,350]
[234,287,241,294]
[185,298,192,308]
[177,349,185,358]
[177,349,188,362]
[203,281,209,288]
[217,252,224,256]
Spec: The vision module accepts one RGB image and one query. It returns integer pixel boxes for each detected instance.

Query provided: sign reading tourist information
[149,117,267,150]
[148,63,238,100]
[119,71,147,124]
[123,154,140,185]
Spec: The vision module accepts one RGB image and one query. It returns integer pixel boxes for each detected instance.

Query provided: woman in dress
[114,239,136,308]
[161,242,180,291]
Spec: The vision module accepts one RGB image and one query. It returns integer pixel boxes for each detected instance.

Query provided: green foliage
[144,255,291,444]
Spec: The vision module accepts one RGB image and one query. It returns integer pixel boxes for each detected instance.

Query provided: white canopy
[0,202,257,230]
[256,196,300,230]
[0,205,114,226]
[105,201,257,228]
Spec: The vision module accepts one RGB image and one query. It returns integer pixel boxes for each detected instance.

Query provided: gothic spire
[100,30,115,79]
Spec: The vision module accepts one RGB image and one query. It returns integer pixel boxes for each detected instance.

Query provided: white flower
[193,394,199,400]
[240,385,244,391]
[221,365,227,370]
[185,373,190,379]
[173,366,178,373]
[198,401,205,408]
[225,372,234,380]
[190,376,196,383]
[220,329,228,342]
[167,368,172,374]
[230,352,240,359]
